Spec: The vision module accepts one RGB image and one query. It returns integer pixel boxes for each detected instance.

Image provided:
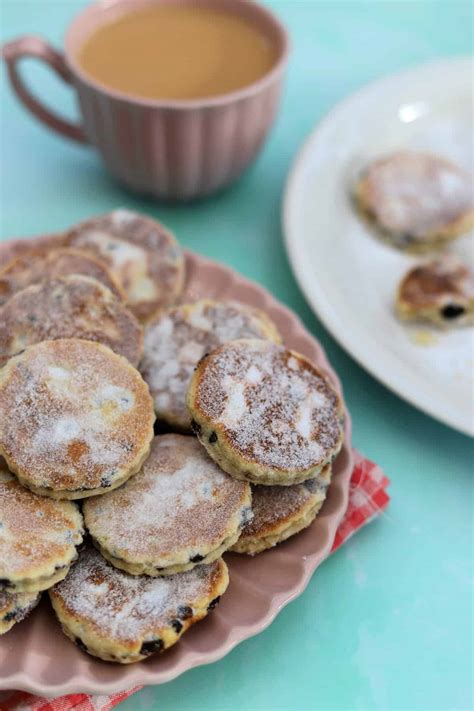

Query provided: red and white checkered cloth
[2,451,390,711]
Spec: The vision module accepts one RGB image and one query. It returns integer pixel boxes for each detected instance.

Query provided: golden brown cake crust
[0,339,155,498]
[396,257,474,327]
[0,234,66,269]
[231,466,331,555]
[0,275,143,367]
[0,469,84,592]
[238,466,330,539]
[0,247,125,306]
[187,339,344,485]
[0,589,41,634]
[354,151,474,251]
[83,434,251,575]
[49,547,229,663]
[65,210,185,321]
[140,299,281,430]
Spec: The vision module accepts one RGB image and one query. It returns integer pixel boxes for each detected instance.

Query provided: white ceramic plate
[283,58,474,436]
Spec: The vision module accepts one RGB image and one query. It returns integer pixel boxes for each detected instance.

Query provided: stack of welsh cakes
[0,210,344,663]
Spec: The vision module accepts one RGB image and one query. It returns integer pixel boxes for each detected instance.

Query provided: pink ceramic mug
[2,0,288,201]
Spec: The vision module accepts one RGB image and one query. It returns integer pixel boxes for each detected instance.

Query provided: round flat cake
[0,247,124,306]
[0,275,143,367]
[50,546,229,663]
[0,339,155,498]
[0,469,84,593]
[231,466,331,555]
[83,434,252,575]
[396,256,474,328]
[188,339,344,485]
[354,151,474,251]
[65,210,185,320]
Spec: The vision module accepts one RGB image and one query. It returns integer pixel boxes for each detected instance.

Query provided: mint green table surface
[1,2,472,709]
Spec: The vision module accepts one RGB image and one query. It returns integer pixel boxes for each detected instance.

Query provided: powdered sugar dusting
[187,309,213,331]
[362,151,473,238]
[0,474,83,577]
[296,392,327,439]
[246,365,263,384]
[0,275,144,367]
[197,340,343,472]
[51,546,225,643]
[94,384,135,412]
[48,366,69,381]
[220,379,247,428]
[111,209,136,226]
[66,211,184,319]
[179,341,205,362]
[74,231,145,269]
[141,300,279,428]
[0,339,154,492]
[288,357,299,371]
[69,232,156,302]
[83,434,248,564]
[0,247,123,306]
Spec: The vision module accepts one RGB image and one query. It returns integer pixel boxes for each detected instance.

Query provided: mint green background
[1,2,472,709]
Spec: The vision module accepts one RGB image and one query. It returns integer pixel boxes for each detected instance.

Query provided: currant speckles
[188,339,344,485]
[82,435,251,577]
[0,589,41,635]
[396,257,474,328]
[49,547,229,663]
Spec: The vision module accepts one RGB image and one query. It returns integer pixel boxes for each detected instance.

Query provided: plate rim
[283,56,474,438]
[0,240,353,695]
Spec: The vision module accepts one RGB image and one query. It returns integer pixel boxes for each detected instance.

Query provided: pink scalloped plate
[0,236,353,695]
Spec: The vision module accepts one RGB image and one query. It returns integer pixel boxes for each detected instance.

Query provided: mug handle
[2,35,87,143]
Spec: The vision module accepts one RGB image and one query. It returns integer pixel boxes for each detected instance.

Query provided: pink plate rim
[0,237,353,695]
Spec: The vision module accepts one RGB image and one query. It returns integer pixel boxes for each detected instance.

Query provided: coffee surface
[78,5,278,100]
